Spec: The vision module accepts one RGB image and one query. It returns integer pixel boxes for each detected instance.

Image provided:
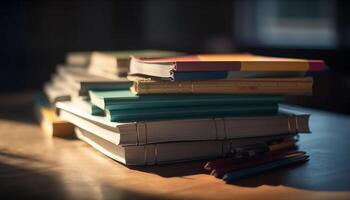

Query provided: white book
[66,52,92,67]
[75,127,294,166]
[56,66,131,96]
[56,101,310,146]
[44,83,71,103]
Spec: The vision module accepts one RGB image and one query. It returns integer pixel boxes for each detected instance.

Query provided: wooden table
[0,92,350,200]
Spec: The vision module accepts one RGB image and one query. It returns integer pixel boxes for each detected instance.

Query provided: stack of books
[35,50,181,136]
[52,53,325,167]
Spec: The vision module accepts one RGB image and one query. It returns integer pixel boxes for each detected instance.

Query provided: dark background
[1,0,350,113]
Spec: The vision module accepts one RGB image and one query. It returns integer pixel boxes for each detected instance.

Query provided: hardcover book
[56,101,310,146]
[75,127,296,165]
[129,54,326,79]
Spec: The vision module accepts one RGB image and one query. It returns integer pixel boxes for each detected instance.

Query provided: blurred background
[1,0,349,113]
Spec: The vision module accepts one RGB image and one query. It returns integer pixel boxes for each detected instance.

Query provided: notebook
[56,101,310,146]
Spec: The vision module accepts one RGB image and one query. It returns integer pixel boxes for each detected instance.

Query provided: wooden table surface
[0,92,350,200]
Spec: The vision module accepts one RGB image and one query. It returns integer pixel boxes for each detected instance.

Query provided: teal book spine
[104,96,282,110]
[34,92,51,107]
[106,104,279,122]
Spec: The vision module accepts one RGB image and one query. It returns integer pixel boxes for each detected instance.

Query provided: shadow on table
[0,150,176,200]
[130,157,350,192]
[129,160,210,178]
[0,149,68,200]
[0,92,37,125]
[223,160,350,192]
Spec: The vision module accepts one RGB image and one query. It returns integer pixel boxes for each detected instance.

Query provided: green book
[106,104,279,122]
[89,90,283,111]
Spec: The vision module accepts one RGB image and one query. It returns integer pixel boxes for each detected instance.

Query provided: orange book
[39,107,74,137]
[130,54,326,79]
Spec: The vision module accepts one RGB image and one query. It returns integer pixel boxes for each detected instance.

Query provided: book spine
[128,115,308,145]
[135,135,295,165]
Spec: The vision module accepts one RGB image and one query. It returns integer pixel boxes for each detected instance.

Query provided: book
[56,101,310,145]
[57,66,131,96]
[105,104,279,122]
[89,90,283,110]
[88,50,183,77]
[129,54,326,78]
[34,94,74,137]
[39,107,75,137]
[128,76,313,95]
[74,126,295,165]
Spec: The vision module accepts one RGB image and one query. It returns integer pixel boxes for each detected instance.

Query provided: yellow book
[129,75,313,95]
[39,107,74,137]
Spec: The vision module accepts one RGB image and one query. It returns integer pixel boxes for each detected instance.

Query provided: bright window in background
[235,0,337,49]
